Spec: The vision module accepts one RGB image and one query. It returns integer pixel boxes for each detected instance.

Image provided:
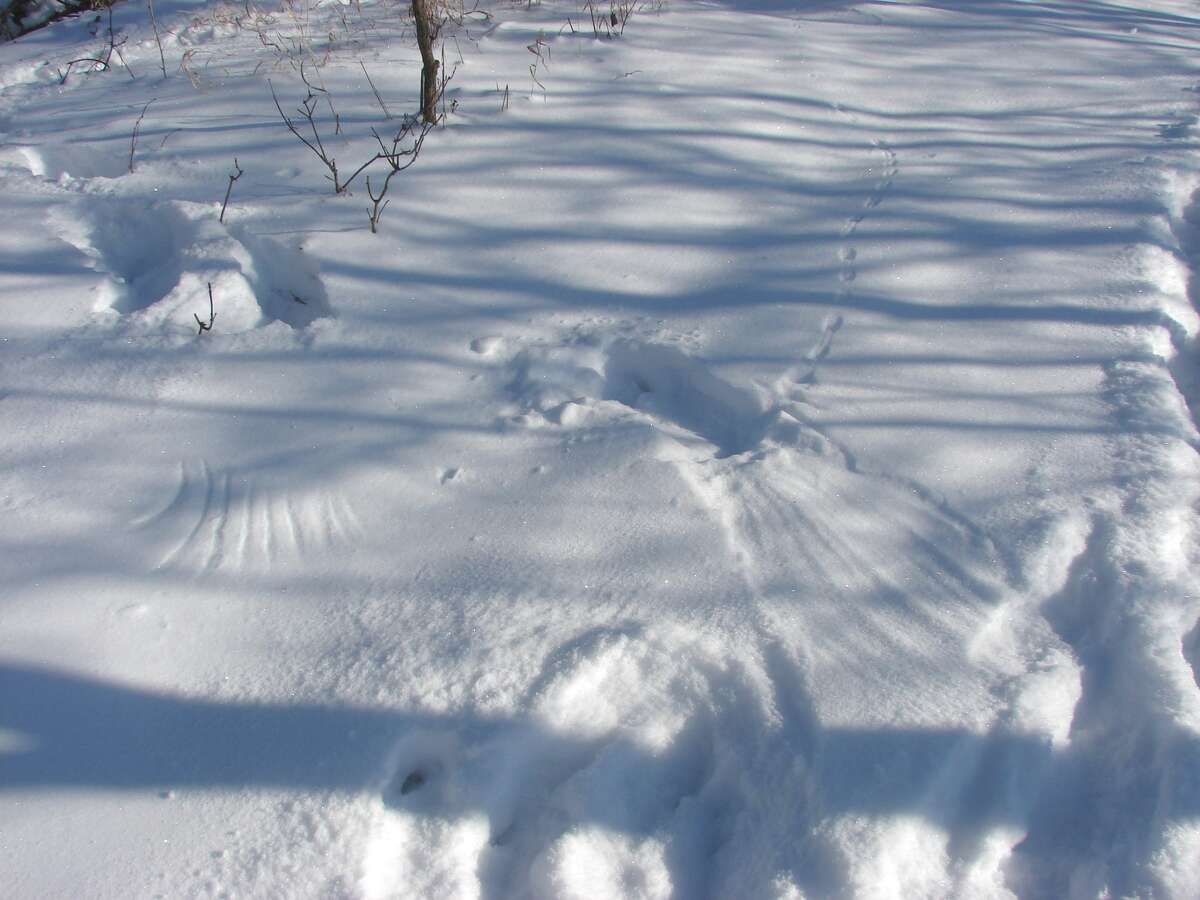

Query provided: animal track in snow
[363,628,760,900]
[775,314,844,392]
[470,335,505,357]
[133,460,362,573]
[410,327,1030,897]
[825,99,899,307]
[49,198,331,334]
[502,327,1014,749]
[506,336,778,457]
[839,138,897,239]
[838,139,897,300]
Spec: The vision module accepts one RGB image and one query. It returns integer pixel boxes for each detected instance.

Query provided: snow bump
[49,198,331,335]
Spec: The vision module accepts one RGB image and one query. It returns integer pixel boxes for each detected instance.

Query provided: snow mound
[603,339,775,457]
[49,198,330,335]
[507,335,791,456]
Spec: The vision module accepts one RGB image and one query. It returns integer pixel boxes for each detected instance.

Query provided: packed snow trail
[2,0,1200,898]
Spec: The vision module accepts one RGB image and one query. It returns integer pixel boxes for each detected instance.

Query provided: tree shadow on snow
[3,662,1200,898]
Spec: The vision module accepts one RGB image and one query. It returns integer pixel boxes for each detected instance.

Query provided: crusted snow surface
[2,0,1200,898]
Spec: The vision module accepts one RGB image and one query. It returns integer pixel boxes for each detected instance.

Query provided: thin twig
[105,8,136,79]
[270,80,342,191]
[360,61,391,119]
[527,33,549,99]
[179,49,201,87]
[105,6,117,64]
[58,5,131,84]
[59,57,108,83]
[298,58,327,93]
[128,99,155,174]
[113,44,137,80]
[272,81,430,205]
[196,283,216,334]
[366,173,391,233]
[326,93,341,135]
[220,158,244,223]
[147,0,167,78]
[364,116,433,232]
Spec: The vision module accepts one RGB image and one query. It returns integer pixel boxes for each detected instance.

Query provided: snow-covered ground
[2,0,1199,897]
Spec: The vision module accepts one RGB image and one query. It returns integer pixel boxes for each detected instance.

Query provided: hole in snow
[399,770,426,795]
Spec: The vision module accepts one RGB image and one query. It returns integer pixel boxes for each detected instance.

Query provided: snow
[1,0,1199,897]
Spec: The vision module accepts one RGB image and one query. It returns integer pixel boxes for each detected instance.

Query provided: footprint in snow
[362,627,831,899]
[470,335,505,356]
[382,761,442,810]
